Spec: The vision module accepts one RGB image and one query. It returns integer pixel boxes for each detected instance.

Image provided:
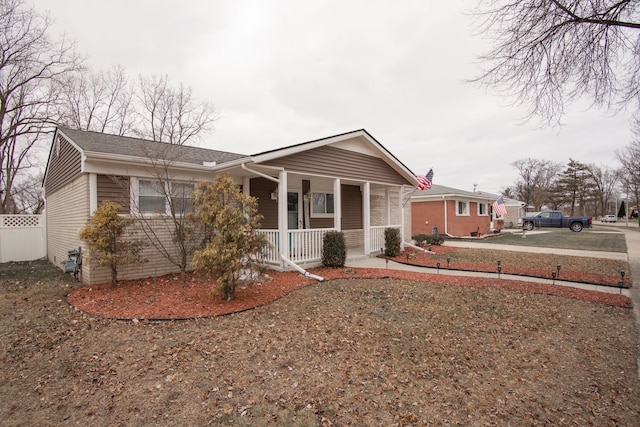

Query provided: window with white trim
[137,179,194,215]
[456,200,469,216]
[170,182,195,214]
[311,192,334,217]
[139,180,166,214]
[478,202,488,216]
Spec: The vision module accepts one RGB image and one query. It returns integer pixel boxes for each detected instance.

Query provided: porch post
[89,173,98,215]
[399,186,405,248]
[278,170,288,263]
[242,176,250,195]
[333,178,341,231]
[385,187,391,225]
[363,181,371,254]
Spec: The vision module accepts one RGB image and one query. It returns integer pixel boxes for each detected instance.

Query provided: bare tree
[135,74,217,145]
[616,139,640,225]
[509,158,563,210]
[472,0,640,125]
[11,171,44,214]
[586,163,620,217]
[0,0,81,213]
[129,143,203,285]
[57,65,135,136]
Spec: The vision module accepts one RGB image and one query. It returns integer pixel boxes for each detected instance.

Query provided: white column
[443,196,448,234]
[363,181,371,254]
[385,187,391,225]
[89,173,98,215]
[399,186,405,247]
[278,170,288,263]
[242,176,250,195]
[333,178,341,231]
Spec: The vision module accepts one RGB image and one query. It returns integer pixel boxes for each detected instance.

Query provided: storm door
[287,191,301,229]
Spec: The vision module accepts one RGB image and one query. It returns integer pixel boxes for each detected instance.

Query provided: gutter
[241,163,281,183]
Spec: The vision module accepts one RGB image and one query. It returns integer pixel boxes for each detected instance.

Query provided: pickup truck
[518,211,592,232]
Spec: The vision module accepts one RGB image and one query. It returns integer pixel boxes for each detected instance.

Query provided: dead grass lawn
[1,260,639,426]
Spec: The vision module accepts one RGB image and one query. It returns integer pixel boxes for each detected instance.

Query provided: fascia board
[84,151,220,173]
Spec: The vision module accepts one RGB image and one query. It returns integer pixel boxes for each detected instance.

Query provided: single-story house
[479,194,525,229]
[43,127,419,284]
[407,184,523,238]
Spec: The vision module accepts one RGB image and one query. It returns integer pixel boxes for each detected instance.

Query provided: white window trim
[131,177,195,216]
[477,202,488,216]
[310,191,335,218]
[456,200,470,216]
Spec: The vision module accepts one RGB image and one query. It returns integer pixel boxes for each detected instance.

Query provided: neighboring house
[43,127,418,284]
[484,195,525,229]
[407,184,520,238]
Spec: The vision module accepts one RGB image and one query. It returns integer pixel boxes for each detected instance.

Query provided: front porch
[256,225,401,269]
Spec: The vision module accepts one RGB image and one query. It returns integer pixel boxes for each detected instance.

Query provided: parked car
[518,210,592,232]
[601,215,617,223]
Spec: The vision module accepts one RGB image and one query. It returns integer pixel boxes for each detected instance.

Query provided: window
[137,180,194,215]
[478,202,488,216]
[456,200,469,216]
[139,180,166,214]
[311,192,334,217]
[170,182,195,214]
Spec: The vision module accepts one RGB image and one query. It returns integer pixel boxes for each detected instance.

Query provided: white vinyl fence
[0,214,46,263]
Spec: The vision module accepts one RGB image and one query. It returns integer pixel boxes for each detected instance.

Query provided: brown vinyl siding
[262,146,410,185]
[251,177,278,229]
[341,184,362,230]
[97,175,130,213]
[44,134,83,195]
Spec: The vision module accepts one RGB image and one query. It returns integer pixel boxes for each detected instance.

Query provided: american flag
[416,168,433,190]
[493,196,508,217]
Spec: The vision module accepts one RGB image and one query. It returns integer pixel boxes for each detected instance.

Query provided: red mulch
[67,264,631,321]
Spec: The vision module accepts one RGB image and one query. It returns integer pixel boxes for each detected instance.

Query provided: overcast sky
[32,0,634,194]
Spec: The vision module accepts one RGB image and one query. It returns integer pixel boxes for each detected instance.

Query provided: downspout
[280,255,324,281]
[443,196,448,235]
[402,241,435,254]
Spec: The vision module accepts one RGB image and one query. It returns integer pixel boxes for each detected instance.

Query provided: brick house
[408,184,517,238]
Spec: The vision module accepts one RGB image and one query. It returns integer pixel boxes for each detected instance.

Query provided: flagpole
[402,187,418,207]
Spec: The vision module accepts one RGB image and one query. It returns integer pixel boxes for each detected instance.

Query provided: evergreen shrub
[412,233,445,246]
[384,227,401,257]
[322,231,346,267]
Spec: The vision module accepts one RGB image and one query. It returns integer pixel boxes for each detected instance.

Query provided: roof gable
[250,129,417,185]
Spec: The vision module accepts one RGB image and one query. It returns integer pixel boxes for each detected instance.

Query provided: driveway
[620,226,640,344]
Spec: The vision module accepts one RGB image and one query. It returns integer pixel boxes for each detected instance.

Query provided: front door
[287,191,300,229]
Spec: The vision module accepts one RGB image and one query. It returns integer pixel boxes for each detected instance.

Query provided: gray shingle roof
[58,127,248,166]
[413,184,499,200]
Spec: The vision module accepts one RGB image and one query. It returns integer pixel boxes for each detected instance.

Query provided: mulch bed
[67,261,632,321]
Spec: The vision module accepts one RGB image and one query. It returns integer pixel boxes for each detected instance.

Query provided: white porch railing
[370,225,401,253]
[257,228,336,265]
[256,229,280,264]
